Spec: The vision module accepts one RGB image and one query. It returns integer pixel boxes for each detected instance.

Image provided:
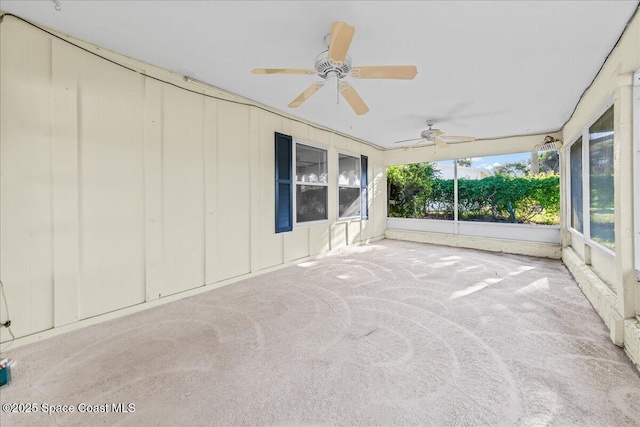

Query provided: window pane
[427,161,455,220]
[339,187,361,218]
[296,144,327,183]
[589,106,614,250]
[296,185,327,223]
[458,152,560,224]
[570,137,583,232]
[387,162,452,219]
[338,154,361,186]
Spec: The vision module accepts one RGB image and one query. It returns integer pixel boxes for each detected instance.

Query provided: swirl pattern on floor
[1,240,639,426]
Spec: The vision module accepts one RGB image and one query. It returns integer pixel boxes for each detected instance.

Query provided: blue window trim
[275,132,293,233]
[361,155,369,220]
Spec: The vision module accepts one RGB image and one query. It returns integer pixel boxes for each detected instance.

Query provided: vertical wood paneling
[348,222,362,245]
[52,42,80,326]
[77,54,101,318]
[204,98,219,284]
[331,223,347,250]
[361,147,374,241]
[258,111,284,270]
[309,224,330,256]
[284,228,310,262]
[373,157,387,238]
[347,139,361,155]
[0,17,387,343]
[77,56,146,317]
[144,78,163,301]
[0,23,54,338]
[249,107,261,272]
[98,65,145,312]
[333,134,349,151]
[217,102,251,279]
[290,121,310,141]
[161,85,205,296]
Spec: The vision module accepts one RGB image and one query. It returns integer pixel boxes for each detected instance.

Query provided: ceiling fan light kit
[252,21,418,115]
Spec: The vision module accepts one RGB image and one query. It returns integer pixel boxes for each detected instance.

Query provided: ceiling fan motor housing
[420,129,437,140]
[315,51,352,79]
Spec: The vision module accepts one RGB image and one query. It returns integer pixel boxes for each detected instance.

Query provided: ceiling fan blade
[403,140,430,151]
[252,68,316,75]
[439,136,476,143]
[434,138,448,149]
[328,22,355,63]
[289,82,325,108]
[351,65,418,80]
[393,138,425,144]
[339,82,369,115]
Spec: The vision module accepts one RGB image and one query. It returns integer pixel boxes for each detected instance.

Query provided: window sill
[567,227,583,238]
[585,239,615,258]
[295,219,329,228]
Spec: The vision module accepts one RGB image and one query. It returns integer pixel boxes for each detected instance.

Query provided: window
[387,154,560,225]
[338,153,361,219]
[570,137,583,232]
[360,156,369,220]
[588,106,615,250]
[295,143,328,224]
[635,70,640,276]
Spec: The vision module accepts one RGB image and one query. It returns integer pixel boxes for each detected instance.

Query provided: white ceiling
[1,1,638,148]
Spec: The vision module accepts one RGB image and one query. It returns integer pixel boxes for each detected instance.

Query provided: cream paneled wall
[0,16,386,344]
[1,22,54,338]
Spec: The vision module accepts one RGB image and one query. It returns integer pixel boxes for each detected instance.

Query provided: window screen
[589,106,614,250]
[338,153,361,218]
[570,137,583,232]
[295,144,328,224]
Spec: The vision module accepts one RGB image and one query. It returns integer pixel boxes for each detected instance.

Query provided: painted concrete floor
[1,239,640,426]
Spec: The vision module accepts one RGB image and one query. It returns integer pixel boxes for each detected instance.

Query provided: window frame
[586,100,615,257]
[565,97,615,258]
[360,155,369,220]
[337,151,362,221]
[565,133,584,238]
[293,139,329,227]
[633,69,640,278]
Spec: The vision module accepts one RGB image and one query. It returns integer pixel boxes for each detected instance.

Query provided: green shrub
[388,165,560,225]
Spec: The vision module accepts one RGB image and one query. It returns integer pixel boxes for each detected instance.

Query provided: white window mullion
[338,152,362,219]
[294,141,329,226]
[454,160,459,235]
[633,69,640,277]
[582,127,591,241]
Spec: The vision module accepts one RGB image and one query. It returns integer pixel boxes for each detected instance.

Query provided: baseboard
[0,234,385,352]
[624,317,640,370]
[385,229,561,259]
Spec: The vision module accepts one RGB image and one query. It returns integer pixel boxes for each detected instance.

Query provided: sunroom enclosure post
[454,160,459,235]
[614,73,636,325]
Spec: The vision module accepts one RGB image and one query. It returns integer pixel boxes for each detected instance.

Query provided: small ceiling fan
[252,21,418,115]
[393,122,476,149]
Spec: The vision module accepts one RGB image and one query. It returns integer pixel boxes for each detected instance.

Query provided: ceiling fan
[393,122,476,149]
[252,21,418,115]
